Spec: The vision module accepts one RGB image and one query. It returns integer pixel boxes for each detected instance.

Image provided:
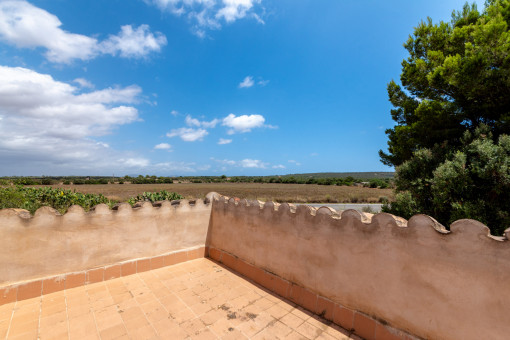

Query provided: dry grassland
[39,183,394,203]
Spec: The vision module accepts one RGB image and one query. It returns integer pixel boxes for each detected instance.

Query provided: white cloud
[0,65,155,174]
[240,159,266,168]
[153,161,198,173]
[222,113,265,134]
[170,110,179,116]
[288,160,301,166]
[0,1,166,63]
[100,25,167,59]
[166,127,208,141]
[239,76,268,88]
[154,143,172,150]
[120,158,150,168]
[185,115,219,128]
[212,157,267,168]
[216,0,259,23]
[73,78,94,89]
[272,164,285,169]
[218,138,232,145]
[239,76,254,88]
[144,0,263,37]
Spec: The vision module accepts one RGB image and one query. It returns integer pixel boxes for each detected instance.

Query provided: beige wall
[2,193,509,339]
[0,200,211,285]
[208,197,510,340]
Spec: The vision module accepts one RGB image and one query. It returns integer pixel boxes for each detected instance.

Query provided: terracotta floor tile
[7,330,39,340]
[180,317,206,336]
[169,308,196,324]
[94,312,123,331]
[280,313,306,330]
[208,318,235,337]
[143,304,170,324]
[283,330,310,340]
[190,301,213,316]
[251,327,281,340]
[99,323,128,340]
[191,327,218,339]
[157,324,189,339]
[1,259,356,340]
[126,324,158,340]
[39,322,68,340]
[220,327,249,340]
[266,304,290,319]
[200,309,225,326]
[118,305,145,321]
[296,321,323,339]
[6,319,39,338]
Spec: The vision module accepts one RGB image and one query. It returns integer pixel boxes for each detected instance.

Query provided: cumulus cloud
[222,113,265,134]
[218,138,232,145]
[239,76,269,88]
[240,159,266,168]
[0,65,158,174]
[216,0,258,23]
[272,164,285,169]
[166,127,208,141]
[0,1,166,63]
[73,78,94,89]
[154,143,172,150]
[288,160,301,166]
[212,157,267,168]
[144,0,263,37]
[239,76,254,88]
[100,25,167,59]
[185,115,219,128]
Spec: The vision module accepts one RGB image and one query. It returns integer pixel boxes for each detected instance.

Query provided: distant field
[35,183,394,203]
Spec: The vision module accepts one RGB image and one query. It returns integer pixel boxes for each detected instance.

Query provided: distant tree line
[0,175,392,189]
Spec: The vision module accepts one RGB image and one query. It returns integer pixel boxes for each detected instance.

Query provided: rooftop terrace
[1,193,509,340]
[0,259,358,340]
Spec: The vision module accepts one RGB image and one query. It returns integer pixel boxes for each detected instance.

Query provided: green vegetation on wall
[0,187,185,215]
[0,186,114,214]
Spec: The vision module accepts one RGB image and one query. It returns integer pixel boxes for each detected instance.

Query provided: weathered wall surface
[0,200,211,285]
[208,197,510,340]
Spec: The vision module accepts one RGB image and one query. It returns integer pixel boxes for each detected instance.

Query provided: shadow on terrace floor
[0,258,361,340]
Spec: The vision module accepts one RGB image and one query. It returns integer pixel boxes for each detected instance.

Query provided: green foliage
[0,186,114,214]
[385,128,510,235]
[380,0,510,167]
[381,1,510,235]
[127,190,184,205]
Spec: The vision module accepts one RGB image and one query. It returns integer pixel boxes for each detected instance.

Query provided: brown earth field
[38,183,394,203]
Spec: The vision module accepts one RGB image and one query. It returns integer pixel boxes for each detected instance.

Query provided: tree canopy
[381,0,510,235]
[380,0,510,167]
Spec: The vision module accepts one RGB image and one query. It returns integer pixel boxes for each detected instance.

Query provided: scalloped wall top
[0,198,210,220]
[212,194,508,241]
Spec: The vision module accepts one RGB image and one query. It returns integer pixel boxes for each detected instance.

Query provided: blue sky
[0,0,484,176]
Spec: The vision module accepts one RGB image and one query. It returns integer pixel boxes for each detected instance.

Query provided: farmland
[33,183,394,203]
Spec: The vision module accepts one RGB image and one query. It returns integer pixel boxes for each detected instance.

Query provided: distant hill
[280,172,395,179]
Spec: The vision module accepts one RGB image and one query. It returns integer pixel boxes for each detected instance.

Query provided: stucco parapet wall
[0,199,212,286]
[214,195,510,241]
[208,195,510,340]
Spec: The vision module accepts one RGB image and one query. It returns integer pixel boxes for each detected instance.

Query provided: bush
[0,186,114,214]
[385,128,510,235]
[127,190,184,205]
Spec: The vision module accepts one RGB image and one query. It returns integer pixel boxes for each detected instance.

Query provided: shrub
[385,129,510,235]
[127,190,184,205]
[0,186,114,214]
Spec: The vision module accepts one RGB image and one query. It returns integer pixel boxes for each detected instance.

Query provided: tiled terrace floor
[0,259,360,340]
